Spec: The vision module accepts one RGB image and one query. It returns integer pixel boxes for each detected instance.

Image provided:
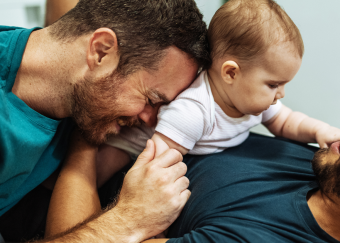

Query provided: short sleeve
[261,100,282,123]
[105,124,154,156]
[155,98,208,150]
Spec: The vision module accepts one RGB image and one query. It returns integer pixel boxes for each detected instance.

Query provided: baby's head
[208,0,304,117]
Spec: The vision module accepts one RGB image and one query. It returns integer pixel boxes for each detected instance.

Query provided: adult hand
[114,139,191,241]
[42,139,190,243]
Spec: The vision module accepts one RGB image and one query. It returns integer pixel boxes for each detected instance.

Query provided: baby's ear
[221,60,240,84]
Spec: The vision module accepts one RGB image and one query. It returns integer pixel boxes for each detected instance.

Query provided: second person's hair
[208,0,304,64]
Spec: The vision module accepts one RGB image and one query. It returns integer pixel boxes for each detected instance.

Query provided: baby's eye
[268,84,279,89]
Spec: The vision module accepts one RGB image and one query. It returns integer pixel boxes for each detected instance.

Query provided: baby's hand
[315,125,340,148]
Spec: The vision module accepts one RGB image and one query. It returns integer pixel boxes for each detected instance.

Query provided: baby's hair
[208,0,304,64]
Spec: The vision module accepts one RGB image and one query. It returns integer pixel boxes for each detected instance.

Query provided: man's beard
[71,71,141,145]
[311,148,340,197]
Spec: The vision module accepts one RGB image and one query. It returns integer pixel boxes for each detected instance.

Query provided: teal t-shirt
[0,26,73,216]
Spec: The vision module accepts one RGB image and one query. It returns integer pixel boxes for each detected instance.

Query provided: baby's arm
[264,104,340,148]
[96,131,188,188]
[152,132,189,157]
[149,132,188,240]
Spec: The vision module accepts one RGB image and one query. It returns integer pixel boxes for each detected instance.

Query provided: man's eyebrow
[148,89,171,104]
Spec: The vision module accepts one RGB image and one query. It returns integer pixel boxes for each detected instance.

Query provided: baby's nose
[276,87,285,99]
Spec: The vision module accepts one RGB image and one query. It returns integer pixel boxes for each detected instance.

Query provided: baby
[97,0,340,186]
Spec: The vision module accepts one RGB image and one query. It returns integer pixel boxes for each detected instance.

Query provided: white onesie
[106,71,282,155]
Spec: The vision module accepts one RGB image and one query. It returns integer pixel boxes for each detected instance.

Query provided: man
[46,133,340,242]
[162,136,340,242]
[0,0,210,241]
[309,141,340,241]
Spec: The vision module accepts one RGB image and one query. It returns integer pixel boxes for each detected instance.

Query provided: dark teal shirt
[167,134,339,243]
[0,26,73,216]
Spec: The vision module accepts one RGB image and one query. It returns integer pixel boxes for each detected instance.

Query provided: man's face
[72,47,198,145]
[311,141,340,196]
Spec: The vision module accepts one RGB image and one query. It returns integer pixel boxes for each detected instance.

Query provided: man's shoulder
[0,25,25,32]
[0,26,27,44]
[0,26,39,90]
[0,26,25,81]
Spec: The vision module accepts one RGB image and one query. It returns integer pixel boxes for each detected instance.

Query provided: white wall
[0,0,223,29]
[195,0,224,26]
[251,0,340,137]
[0,0,45,28]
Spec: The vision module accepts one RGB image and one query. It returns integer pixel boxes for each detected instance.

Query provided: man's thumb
[134,139,155,167]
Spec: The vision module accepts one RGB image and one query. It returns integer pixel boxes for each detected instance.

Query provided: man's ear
[220,60,240,85]
[87,28,119,73]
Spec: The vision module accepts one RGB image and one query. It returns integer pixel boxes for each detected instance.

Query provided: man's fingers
[167,162,188,182]
[168,188,191,221]
[133,140,155,168]
[179,189,191,207]
[174,176,190,193]
[153,148,183,168]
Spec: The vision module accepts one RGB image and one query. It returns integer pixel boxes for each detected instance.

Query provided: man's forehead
[142,48,199,103]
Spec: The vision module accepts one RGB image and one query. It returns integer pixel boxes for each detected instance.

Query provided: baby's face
[230,42,302,116]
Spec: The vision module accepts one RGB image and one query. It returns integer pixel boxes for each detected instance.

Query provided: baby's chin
[243,108,268,116]
[247,111,263,116]
[252,105,274,116]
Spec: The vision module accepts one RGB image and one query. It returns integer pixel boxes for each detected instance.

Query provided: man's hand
[315,125,340,148]
[114,139,191,241]
[42,139,190,243]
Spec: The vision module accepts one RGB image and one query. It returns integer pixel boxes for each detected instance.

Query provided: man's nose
[275,86,285,100]
[138,103,162,127]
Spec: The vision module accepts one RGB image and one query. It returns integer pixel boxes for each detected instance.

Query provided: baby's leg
[96,144,131,188]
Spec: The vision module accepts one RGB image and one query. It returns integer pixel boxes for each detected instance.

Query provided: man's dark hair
[312,148,340,198]
[49,0,211,76]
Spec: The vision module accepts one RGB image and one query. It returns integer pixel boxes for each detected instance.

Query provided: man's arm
[264,104,340,148]
[45,130,101,237]
[41,131,190,242]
